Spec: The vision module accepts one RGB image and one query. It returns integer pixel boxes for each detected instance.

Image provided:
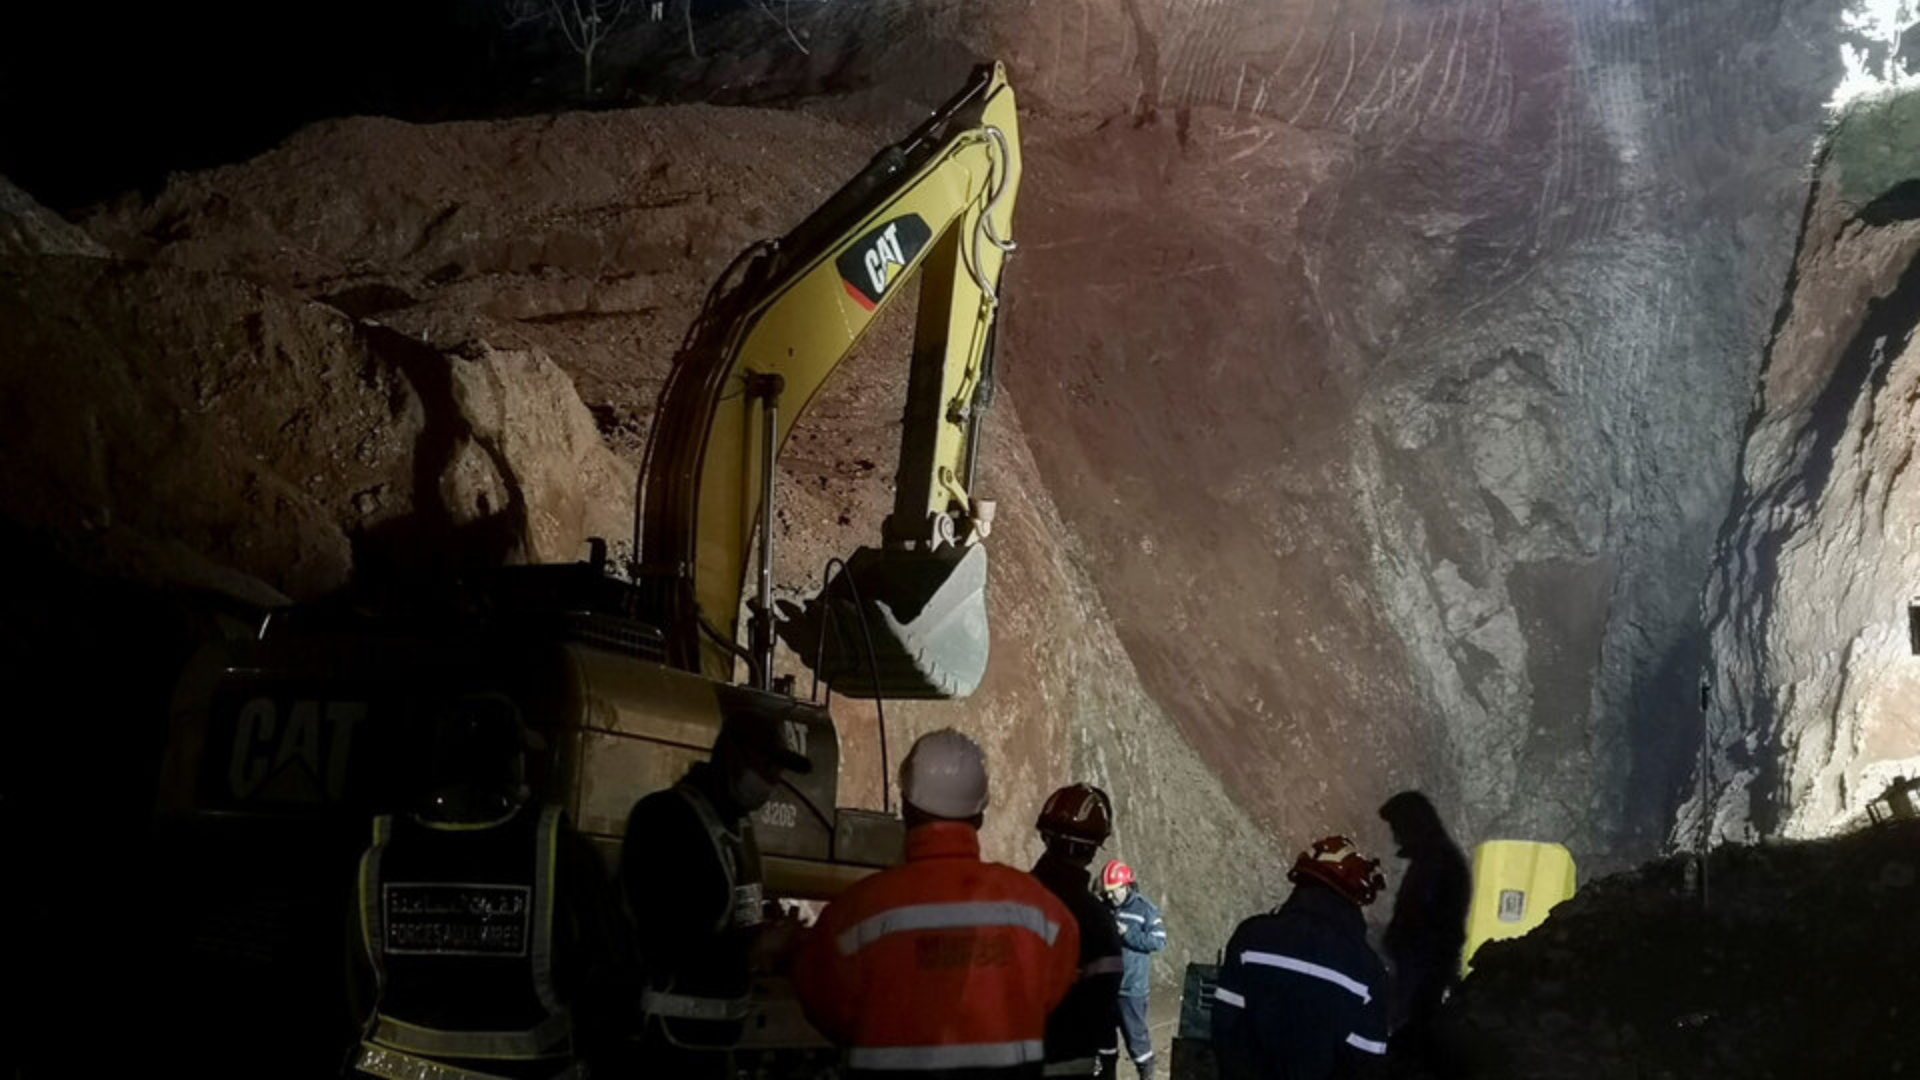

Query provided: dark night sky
[1,0,764,211]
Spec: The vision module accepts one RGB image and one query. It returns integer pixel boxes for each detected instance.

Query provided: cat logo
[780,717,808,758]
[836,214,932,311]
[226,696,367,803]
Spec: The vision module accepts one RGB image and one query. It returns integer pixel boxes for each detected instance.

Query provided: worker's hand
[750,906,805,973]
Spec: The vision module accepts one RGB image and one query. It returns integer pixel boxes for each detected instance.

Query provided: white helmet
[900,728,990,819]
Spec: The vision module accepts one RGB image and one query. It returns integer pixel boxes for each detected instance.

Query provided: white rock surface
[1678,90,1920,842]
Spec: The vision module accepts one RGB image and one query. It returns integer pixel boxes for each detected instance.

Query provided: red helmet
[1102,859,1135,891]
[1037,783,1114,845]
[1288,835,1385,906]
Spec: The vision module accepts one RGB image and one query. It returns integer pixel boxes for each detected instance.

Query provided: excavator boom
[636,63,1021,698]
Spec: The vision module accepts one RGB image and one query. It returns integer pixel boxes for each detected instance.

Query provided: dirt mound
[0,250,632,603]
[1439,822,1919,1078]
[82,105,877,461]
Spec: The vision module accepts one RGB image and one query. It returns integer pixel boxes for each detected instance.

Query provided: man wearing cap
[619,688,814,1079]
[348,695,629,1080]
[794,728,1080,1078]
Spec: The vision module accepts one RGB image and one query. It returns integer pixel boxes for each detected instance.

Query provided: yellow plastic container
[1460,840,1577,977]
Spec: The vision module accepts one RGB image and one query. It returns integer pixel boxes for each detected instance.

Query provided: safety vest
[355,804,576,1080]
[794,821,1080,1078]
[638,780,765,1050]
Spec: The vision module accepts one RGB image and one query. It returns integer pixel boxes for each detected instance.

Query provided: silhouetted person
[346,695,628,1080]
[1033,784,1125,1075]
[1377,791,1470,1075]
[621,691,814,1079]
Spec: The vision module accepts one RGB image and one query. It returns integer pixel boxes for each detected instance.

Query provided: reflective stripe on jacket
[1032,852,1124,1065]
[1113,889,1165,998]
[357,804,573,1073]
[622,767,763,1051]
[1210,884,1388,1080]
[795,821,1080,1077]
[354,1043,587,1080]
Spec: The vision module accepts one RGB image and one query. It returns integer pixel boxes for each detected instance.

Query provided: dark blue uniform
[1211,884,1388,1080]
[1112,889,1165,1074]
[1033,853,1124,1073]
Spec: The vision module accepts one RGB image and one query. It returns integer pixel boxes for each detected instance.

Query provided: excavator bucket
[778,544,988,699]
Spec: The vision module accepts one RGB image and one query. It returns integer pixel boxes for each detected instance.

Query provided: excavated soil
[1434,821,1920,1078]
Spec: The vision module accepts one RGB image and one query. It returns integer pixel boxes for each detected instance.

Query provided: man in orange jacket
[795,728,1080,1078]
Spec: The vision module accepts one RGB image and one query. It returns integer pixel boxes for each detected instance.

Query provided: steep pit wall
[1339,0,1838,853]
[1679,90,1920,843]
[968,0,1846,865]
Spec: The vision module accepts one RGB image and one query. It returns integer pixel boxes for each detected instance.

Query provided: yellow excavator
[150,63,1020,1069]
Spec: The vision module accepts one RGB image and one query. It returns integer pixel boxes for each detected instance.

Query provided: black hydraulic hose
[631,239,773,581]
[839,561,891,816]
[813,556,892,815]
[698,615,762,688]
[809,560,838,706]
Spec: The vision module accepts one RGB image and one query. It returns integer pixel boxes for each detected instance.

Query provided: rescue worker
[619,688,815,1079]
[347,694,626,1080]
[794,728,1079,1077]
[1377,791,1470,1074]
[1100,860,1166,1080]
[1032,784,1126,1076]
[1210,836,1390,1080]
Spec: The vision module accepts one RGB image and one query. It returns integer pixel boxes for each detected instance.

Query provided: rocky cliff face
[1679,90,1920,843]
[1342,0,1840,855]
[616,0,1908,866]
[951,0,1850,866]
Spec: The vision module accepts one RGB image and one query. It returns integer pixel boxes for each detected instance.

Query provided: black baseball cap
[714,684,817,775]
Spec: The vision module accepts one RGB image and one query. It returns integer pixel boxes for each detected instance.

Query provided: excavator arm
[635,63,1021,699]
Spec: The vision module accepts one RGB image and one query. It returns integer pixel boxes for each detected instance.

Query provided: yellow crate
[1461,840,1578,977]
